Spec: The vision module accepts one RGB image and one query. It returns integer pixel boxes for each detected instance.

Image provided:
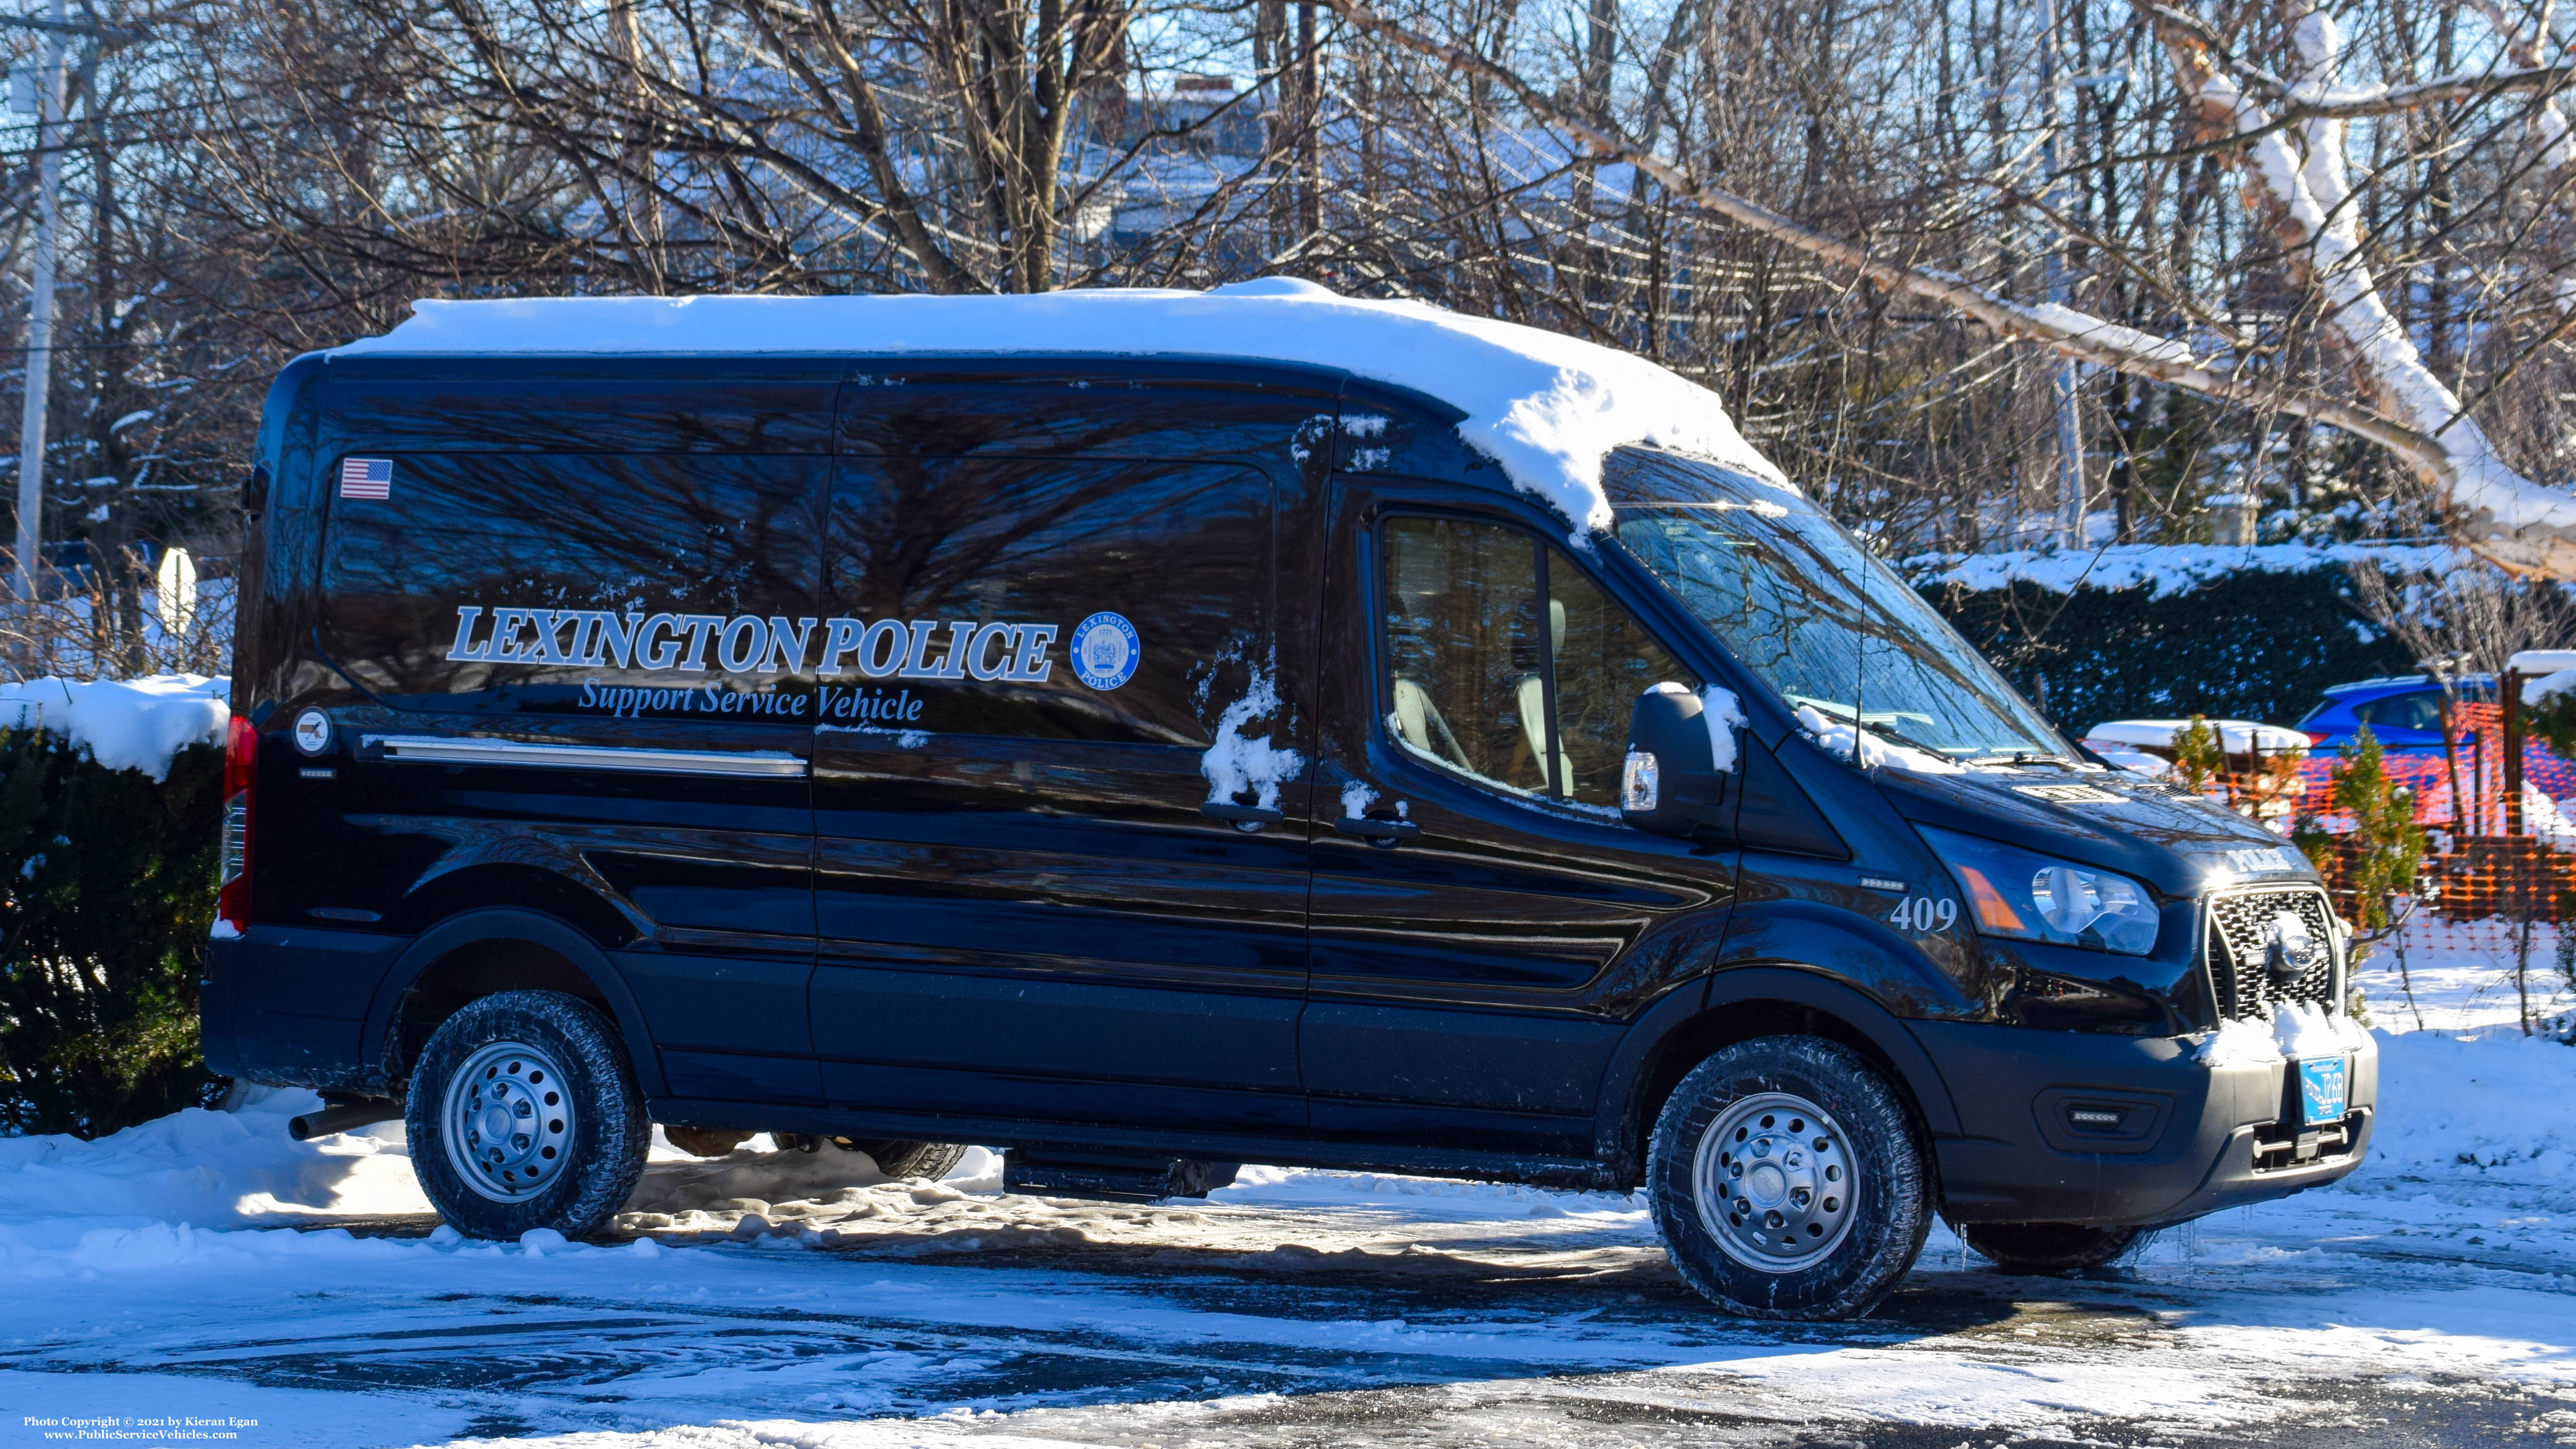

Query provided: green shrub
[2526,679,2576,762]
[0,731,224,1138]
[2327,726,2426,967]
[2171,715,2224,794]
[1923,566,2413,728]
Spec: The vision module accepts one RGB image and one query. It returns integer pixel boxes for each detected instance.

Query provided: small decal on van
[339,458,392,499]
[1070,612,1140,691]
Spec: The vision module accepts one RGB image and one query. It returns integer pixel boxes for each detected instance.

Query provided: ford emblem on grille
[2264,910,2325,981]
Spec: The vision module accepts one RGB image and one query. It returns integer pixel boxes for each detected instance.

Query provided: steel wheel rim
[442,1039,577,1203]
[1691,1090,1860,1273]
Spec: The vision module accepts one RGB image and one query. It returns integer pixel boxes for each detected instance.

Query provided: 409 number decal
[1888,896,1958,932]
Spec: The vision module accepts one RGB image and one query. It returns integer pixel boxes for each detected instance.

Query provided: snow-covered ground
[5,928,2574,1448]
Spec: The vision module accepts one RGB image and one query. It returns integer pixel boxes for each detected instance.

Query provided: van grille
[2204,886,2340,1020]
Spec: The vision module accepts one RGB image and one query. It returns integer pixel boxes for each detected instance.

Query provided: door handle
[1333,815,1421,846]
[1200,801,1286,832]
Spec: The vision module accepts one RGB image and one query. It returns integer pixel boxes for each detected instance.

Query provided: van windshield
[1605,449,2068,763]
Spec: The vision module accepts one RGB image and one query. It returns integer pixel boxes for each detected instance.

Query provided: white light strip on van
[361,735,808,777]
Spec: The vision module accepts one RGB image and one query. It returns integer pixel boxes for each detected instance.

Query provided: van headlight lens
[1917,825,2160,956]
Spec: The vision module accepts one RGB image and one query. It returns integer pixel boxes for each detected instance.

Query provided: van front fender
[1594,963,1966,1186]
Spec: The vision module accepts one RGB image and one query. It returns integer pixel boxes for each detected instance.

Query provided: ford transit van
[202,284,2374,1319]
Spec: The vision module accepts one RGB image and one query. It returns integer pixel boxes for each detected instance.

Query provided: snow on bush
[1907,540,2461,595]
[0,710,229,1137]
[0,674,227,782]
[332,281,1784,541]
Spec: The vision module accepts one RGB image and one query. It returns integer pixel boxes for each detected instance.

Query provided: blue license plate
[2299,1056,2350,1126]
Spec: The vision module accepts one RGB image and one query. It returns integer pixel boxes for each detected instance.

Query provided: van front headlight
[1917,825,2160,956]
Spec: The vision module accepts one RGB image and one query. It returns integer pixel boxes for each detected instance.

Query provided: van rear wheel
[406,990,649,1240]
[1961,1221,2141,1273]
[1648,1036,1929,1320]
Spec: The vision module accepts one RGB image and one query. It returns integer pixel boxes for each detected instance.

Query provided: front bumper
[1916,1017,2378,1228]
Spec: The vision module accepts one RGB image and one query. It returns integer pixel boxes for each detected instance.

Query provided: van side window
[319,453,826,713]
[1380,517,1692,809]
[827,458,1271,744]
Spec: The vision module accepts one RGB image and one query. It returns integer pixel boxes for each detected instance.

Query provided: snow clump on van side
[1200,665,1303,811]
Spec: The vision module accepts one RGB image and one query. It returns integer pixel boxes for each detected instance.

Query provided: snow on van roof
[327,278,1784,538]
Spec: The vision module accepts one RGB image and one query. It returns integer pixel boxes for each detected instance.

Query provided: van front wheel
[1648,1036,1930,1320]
[406,990,649,1240]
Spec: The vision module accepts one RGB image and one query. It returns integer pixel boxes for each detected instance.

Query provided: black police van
[203,291,2374,1320]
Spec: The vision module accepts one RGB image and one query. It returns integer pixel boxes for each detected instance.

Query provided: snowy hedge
[1920,565,2411,731]
[0,677,230,1138]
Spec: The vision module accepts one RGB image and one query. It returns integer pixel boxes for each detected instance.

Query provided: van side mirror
[1622,684,1732,838]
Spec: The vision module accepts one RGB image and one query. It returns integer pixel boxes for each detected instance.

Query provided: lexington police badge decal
[1070,611,1141,690]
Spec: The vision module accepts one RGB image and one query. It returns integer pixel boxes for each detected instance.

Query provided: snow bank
[1908,540,2460,595]
[0,1090,427,1228]
[2366,1028,2576,1181]
[329,281,1783,541]
[623,1143,999,1218]
[0,673,227,781]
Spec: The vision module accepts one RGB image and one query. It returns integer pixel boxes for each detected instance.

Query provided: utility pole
[1296,2,1320,242]
[2038,0,2085,550]
[12,0,63,609]
[1,8,143,615]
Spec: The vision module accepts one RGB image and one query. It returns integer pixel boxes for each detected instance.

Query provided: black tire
[1961,1221,2142,1273]
[405,990,649,1240]
[1648,1036,1931,1320]
[837,1137,970,1180]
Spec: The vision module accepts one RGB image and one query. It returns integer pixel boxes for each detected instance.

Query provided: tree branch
[1316,0,2439,468]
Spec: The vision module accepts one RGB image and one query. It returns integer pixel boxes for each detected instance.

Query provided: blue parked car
[2295,675,2494,753]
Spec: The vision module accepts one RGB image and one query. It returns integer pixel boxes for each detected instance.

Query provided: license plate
[2299,1056,2350,1126]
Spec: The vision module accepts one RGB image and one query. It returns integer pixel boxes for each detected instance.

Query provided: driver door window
[1381,516,1690,810]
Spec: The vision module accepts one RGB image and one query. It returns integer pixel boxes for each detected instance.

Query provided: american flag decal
[339,457,393,500]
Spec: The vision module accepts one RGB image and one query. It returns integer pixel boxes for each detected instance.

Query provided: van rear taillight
[215,715,256,938]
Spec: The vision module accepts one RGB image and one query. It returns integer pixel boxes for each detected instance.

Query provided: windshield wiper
[1864,720,1974,757]
[1956,749,2074,768]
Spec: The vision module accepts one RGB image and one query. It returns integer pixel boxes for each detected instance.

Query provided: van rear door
[313,388,830,1108]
